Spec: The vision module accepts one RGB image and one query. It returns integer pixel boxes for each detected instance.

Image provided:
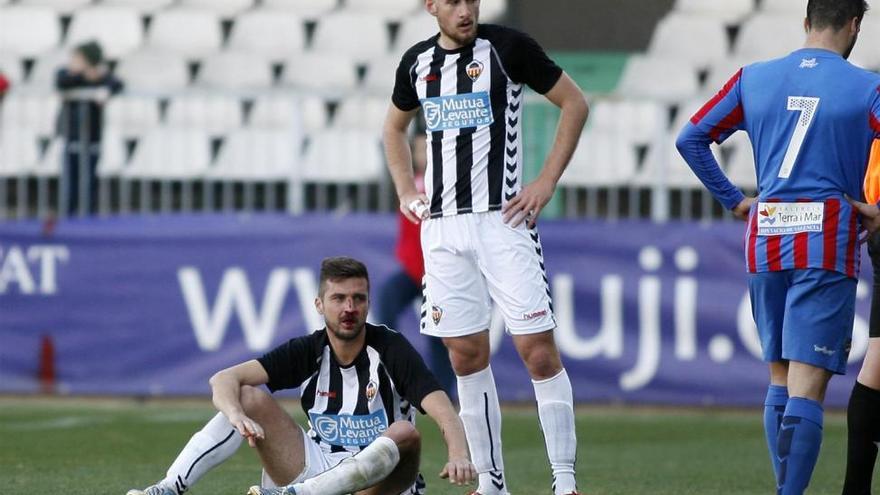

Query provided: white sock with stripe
[160,412,242,493]
[292,436,400,495]
[533,369,578,495]
[457,366,508,495]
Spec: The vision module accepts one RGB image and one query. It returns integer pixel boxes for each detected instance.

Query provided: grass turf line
[0,400,872,494]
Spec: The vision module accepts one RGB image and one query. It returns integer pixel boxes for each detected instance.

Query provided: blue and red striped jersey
[677,47,880,277]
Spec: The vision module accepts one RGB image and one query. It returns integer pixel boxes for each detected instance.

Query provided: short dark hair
[75,41,103,66]
[807,0,869,30]
[319,256,369,296]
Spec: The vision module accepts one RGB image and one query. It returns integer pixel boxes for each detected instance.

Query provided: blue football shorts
[748,268,856,374]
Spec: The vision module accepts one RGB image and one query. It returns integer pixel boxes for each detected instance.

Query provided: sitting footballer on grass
[127,256,476,495]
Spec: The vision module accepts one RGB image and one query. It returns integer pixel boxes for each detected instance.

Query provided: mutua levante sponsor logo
[309,409,389,446]
[421,91,493,131]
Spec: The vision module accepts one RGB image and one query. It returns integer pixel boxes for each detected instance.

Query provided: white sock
[457,366,507,495]
[293,436,400,495]
[533,369,577,495]
[159,412,242,493]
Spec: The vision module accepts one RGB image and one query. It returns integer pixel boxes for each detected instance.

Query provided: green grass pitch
[0,398,874,494]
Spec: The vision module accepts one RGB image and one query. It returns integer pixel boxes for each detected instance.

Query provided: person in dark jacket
[55,41,123,216]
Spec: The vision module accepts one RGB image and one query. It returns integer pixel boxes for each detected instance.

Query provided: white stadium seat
[735,13,806,61]
[125,128,212,180]
[342,0,420,20]
[249,93,306,131]
[228,10,307,62]
[0,6,61,57]
[0,90,60,137]
[479,0,508,22]
[722,131,757,189]
[587,99,666,146]
[147,9,222,59]
[394,12,438,52]
[362,56,400,96]
[648,13,729,68]
[196,51,273,91]
[616,55,699,102]
[33,136,62,177]
[333,95,388,132]
[210,129,299,181]
[761,0,806,15]
[96,127,129,178]
[178,0,255,17]
[849,19,880,70]
[66,6,144,58]
[115,50,190,94]
[672,0,753,23]
[0,54,24,86]
[17,0,92,15]
[101,0,175,14]
[165,93,243,134]
[282,53,359,95]
[0,127,40,177]
[301,129,384,182]
[637,131,711,188]
[311,12,391,61]
[561,131,639,187]
[260,0,338,18]
[104,94,161,136]
[703,58,753,97]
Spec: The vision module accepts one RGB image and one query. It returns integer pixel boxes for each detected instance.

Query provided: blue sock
[776,397,824,495]
[764,385,789,480]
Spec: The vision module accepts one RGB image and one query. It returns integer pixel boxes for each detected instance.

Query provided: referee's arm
[384,104,427,224]
[420,390,477,485]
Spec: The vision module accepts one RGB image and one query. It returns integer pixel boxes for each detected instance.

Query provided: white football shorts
[420,210,556,338]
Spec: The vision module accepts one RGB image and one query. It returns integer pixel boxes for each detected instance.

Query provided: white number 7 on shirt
[778,96,821,179]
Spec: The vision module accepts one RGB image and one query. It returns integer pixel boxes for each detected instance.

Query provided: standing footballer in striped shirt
[677,1,880,493]
[126,257,475,495]
[384,1,589,494]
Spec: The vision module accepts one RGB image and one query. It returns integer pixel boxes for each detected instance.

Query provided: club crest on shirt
[432,305,443,325]
[466,60,484,81]
[365,379,378,402]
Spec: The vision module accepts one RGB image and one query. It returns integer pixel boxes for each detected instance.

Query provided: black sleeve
[55,69,87,90]
[383,332,443,413]
[506,29,563,95]
[391,49,420,112]
[256,335,319,392]
[104,74,124,94]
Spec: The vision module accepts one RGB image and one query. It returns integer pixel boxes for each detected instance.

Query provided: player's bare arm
[732,196,757,221]
[420,390,477,486]
[847,195,880,235]
[502,72,588,228]
[384,104,428,224]
[208,359,270,447]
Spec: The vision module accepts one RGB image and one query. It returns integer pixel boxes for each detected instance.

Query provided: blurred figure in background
[377,118,456,396]
[55,40,123,217]
[0,69,9,102]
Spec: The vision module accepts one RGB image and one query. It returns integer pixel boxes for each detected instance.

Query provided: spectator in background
[377,124,456,396]
[0,70,9,102]
[55,41,123,216]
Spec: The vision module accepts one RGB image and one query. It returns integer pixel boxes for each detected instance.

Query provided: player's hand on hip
[732,196,757,221]
[847,195,880,236]
[439,458,477,486]
[228,413,265,447]
[399,192,429,224]
[502,176,555,228]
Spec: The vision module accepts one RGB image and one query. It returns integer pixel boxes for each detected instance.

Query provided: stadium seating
[587,99,667,147]
[165,93,243,135]
[480,0,508,22]
[341,0,421,20]
[210,129,299,181]
[260,0,338,18]
[760,0,806,15]
[722,131,757,189]
[248,92,306,130]
[27,51,71,90]
[101,0,175,15]
[195,51,274,91]
[734,13,806,60]
[0,6,62,58]
[647,13,729,69]
[616,55,700,102]
[66,6,144,58]
[178,0,255,17]
[17,0,92,15]
[562,131,638,187]
[301,129,384,182]
[281,53,359,95]
[114,50,190,94]
[849,18,880,70]
[0,91,59,138]
[228,10,307,62]
[394,13,439,52]
[146,8,223,59]
[362,56,399,95]
[703,57,754,96]
[0,53,25,86]
[333,95,389,133]
[311,12,391,62]
[104,94,161,137]
[0,127,40,177]
[125,128,212,180]
[671,0,753,23]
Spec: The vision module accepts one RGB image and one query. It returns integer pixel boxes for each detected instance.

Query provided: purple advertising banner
[0,214,871,407]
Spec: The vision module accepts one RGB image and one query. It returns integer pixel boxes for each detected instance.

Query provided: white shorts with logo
[420,210,556,337]
[260,428,425,494]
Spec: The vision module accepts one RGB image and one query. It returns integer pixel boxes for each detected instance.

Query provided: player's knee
[385,421,421,453]
[447,344,489,375]
[239,385,272,416]
[522,346,562,380]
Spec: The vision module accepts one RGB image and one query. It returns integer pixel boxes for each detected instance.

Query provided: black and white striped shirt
[392,24,563,218]
[257,323,441,456]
